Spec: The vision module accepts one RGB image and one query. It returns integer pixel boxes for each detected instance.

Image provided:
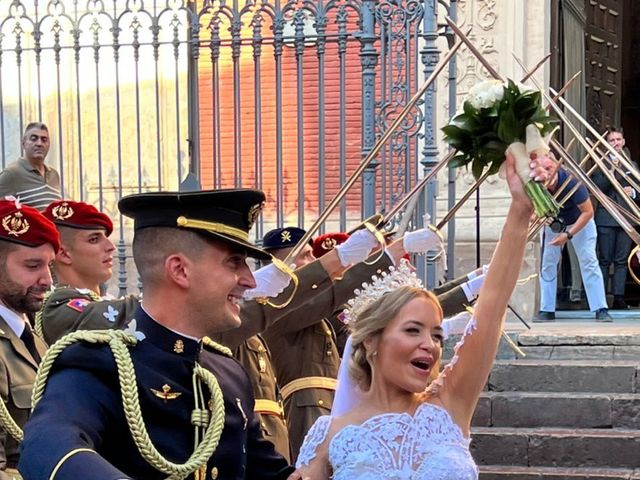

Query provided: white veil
[331,336,363,416]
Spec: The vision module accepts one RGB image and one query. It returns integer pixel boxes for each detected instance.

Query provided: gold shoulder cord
[32,330,226,480]
[0,396,24,442]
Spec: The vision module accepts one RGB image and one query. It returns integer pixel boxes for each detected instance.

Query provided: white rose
[467,80,504,109]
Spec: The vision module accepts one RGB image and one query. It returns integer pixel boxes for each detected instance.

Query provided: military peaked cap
[118,189,269,260]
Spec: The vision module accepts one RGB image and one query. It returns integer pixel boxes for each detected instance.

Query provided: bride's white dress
[296,402,478,479]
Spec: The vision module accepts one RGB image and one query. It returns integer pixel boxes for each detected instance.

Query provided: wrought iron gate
[0,0,448,293]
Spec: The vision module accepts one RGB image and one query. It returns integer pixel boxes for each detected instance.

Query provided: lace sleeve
[295,415,333,468]
[426,316,477,396]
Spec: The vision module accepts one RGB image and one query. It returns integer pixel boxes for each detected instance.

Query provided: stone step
[487,360,639,393]
[471,428,640,469]
[472,392,640,428]
[517,325,640,347]
[504,345,640,361]
[479,465,640,479]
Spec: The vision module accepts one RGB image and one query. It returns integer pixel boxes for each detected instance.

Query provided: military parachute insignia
[151,384,182,403]
[51,201,74,220]
[280,230,292,243]
[322,237,337,251]
[247,202,264,229]
[2,211,29,237]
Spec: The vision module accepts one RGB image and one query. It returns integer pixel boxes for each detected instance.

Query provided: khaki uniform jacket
[0,316,47,475]
[38,287,140,345]
[234,335,290,462]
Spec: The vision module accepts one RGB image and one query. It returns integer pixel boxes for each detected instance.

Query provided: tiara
[342,259,424,324]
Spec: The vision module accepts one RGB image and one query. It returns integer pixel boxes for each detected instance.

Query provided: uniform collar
[134,306,201,361]
[0,302,27,337]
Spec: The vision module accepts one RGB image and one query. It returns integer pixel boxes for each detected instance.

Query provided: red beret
[0,198,60,252]
[312,232,350,258]
[44,200,113,236]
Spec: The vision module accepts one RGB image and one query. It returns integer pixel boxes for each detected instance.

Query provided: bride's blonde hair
[348,285,443,390]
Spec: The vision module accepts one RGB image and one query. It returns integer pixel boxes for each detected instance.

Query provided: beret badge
[2,211,30,237]
[51,202,74,221]
[321,237,337,250]
[247,202,264,230]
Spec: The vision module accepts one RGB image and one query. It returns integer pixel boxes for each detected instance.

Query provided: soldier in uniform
[36,200,138,342]
[0,198,59,478]
[18,189,293,479]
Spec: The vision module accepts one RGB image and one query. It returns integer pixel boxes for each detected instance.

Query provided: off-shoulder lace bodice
[297,402,478,479]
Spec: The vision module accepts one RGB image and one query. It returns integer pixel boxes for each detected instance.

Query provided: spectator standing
[537,158,611,322]
[593,127,639,309]
[0,123,61,211]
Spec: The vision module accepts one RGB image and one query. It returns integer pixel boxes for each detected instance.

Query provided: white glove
[402,227,443,253]
[461,273,485,302]
[466,264,489,280]
[335,228,379,266]
[442,311,473,339]
[243,263,292,300]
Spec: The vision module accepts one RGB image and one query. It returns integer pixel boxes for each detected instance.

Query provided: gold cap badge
[2,211,29,237]
[51,202,74,220]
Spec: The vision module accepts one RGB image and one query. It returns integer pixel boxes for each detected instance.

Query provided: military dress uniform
[19,308,292,479]
[0,199,61,479]
[233,336,289,462]
[0,315,47,478]
[18,189,294,479]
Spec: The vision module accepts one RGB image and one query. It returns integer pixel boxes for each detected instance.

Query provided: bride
[290,154,549,479]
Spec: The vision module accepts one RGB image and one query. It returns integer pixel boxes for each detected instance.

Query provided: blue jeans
[539,219,607,312]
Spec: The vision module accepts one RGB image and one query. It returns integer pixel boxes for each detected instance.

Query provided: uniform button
[242,445,246,454]
[318,399,324,406]
[210,466,218,479]
[325,330,331,336]
[311,284,318,290]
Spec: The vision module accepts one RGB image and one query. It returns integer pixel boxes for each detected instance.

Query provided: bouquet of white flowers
[442,79,560,218]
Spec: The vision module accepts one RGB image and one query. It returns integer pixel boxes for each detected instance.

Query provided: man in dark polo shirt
[537,158,611,322]
[0,123,61,211]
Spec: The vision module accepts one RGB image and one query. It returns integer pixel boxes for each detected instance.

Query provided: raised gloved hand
[402,226,443,254]
[243,262,293,300]
[461,273,485,302]
[335,228,380,266]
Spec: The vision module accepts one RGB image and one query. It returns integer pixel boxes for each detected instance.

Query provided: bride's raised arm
[434,153,548,433]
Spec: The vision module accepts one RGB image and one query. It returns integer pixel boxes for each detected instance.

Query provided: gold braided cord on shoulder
[201,337,232,357]
[34,289,55,338]
[31,329,226,480]
[0,395,23,442]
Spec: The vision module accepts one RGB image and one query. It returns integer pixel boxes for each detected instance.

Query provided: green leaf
[449,154,471,168]
[471,160,485,180]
